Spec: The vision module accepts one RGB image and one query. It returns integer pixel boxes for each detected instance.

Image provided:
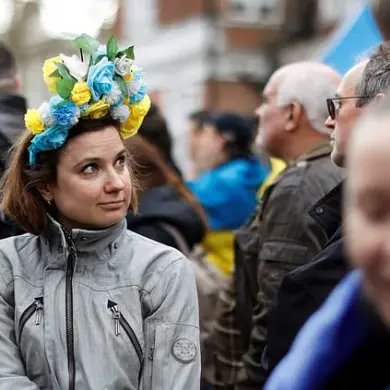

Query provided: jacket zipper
[107,300,143,363]
[18,297,44,342]
[107,300,144,381]
[65,232,77,390]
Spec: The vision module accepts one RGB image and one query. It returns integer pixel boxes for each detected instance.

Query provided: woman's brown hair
[124,135,208,231]
[1,118,138,235]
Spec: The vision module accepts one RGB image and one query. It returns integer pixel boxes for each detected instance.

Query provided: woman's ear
[36,183,53,203]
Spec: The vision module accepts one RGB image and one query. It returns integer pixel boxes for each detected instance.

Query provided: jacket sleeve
[0,277,39,389]
[236,185,329,389]
[140,256,201,390]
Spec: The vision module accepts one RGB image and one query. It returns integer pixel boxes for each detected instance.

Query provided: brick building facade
[120,0,361,172]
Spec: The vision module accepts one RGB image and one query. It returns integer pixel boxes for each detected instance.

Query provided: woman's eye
[115,156,126,168]
[83,163,98,175]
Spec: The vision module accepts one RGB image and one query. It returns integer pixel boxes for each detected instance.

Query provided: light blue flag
[318,3,383,75]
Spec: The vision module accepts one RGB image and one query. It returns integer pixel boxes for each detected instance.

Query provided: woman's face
[42,125,132,230]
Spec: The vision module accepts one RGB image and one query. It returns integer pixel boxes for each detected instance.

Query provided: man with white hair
[202,61,344,389]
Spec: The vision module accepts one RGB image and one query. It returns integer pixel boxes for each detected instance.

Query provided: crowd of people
[0,33,390,389]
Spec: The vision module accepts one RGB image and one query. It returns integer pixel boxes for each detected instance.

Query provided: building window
[227,0,281,25]
[318,0,361,26]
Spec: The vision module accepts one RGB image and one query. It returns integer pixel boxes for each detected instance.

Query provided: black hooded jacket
[0,94,27,239]
[126,185,206,252]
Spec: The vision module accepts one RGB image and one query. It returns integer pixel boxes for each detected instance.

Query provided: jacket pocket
[143,323,200,389]
[107,299,144,380]
[18,296,44,343]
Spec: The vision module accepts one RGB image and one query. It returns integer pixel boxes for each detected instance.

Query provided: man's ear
[373,93,386,104]
[36,183,53,203]
[285,102,303,132]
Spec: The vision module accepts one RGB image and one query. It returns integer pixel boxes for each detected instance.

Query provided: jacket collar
[295,140,333,164]
[42,215,127,261]
[269,141,333,190]
[309,182,343,239]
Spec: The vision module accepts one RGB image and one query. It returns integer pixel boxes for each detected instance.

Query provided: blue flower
[87,57,115,101]
[50,99,80,127]
[28,125,71,165]
[49,95,63,108]
[79,103,89,114]
[128,70,144,95]
[92,45,107,61]
[130,83,147,104]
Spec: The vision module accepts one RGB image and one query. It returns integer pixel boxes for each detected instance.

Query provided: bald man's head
[255,61,340,160]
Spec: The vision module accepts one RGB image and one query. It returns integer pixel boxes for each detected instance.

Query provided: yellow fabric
[258,158,286,198]
[202,231,235,276]
[202,158,287,277]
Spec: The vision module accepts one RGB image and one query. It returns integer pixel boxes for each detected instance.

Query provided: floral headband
[24,34,151,165]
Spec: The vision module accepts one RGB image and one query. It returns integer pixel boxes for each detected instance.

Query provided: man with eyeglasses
[263,43,390,388]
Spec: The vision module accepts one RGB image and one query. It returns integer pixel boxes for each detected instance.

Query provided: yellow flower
[25,109,45,134]
[83,100,110,119]
[121,95,151,139]
[71,82,91,106]
[123,97,130,105]
[42,56,61,93]
[123,74,132,82]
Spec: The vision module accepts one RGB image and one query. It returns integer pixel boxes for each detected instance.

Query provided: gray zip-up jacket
[0,217,200,389]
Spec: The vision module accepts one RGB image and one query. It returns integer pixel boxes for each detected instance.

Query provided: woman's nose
[105,170,125,192]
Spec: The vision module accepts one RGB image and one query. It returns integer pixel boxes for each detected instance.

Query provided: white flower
[110,104,130,123]
[38,101,55,126]
[114,55,134,76]
[105,82,122,106]
[60,54,89,82]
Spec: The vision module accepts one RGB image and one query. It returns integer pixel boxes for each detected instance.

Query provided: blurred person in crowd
[265,43,390,384]
[125,134,207,253]
[187,109,213,178]
[0,42,26,238]
[202,61,343,390]
[0,42,26,165]
[187,112,269,277]
[0,37,200,389]
[266,97,390,390]
[138,102,182,178]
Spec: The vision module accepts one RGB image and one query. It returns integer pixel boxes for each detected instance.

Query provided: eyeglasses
[326,96,371,120]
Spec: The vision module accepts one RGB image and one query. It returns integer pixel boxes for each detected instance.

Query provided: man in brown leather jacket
[202,61,344,389]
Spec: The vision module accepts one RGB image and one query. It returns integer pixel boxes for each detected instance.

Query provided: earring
[47,200,52,206]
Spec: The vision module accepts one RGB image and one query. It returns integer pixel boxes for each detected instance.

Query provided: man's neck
[282,131,328,162]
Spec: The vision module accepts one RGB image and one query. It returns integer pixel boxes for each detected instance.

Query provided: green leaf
[107,35,118,61]
[73,34,100,55]
[56,78,75,100]
[55,62,73,81]
[114,75,129,98]
[124,46,135,60]
[117,46,135,60]
[94,55,106,65]
[50,69,61,78]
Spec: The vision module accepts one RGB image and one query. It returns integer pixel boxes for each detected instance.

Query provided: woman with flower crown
[0,35,200,390]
